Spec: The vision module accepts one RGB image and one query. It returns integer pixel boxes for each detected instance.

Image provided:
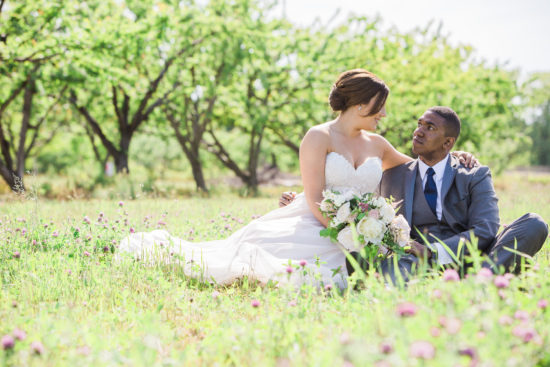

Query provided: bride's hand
[452,151,479,168]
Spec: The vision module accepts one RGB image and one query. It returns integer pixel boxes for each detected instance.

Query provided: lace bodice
[325,152,383,194]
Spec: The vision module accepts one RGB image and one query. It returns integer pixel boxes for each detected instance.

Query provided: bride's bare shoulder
[301,122,332,145]
[364,132,390,146]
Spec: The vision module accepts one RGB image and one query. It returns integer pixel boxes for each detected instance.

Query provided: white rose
[335,202,351,224]
[379,202,396,224]
[357,216,385,244]
[342,188,360,202]
[333,194,346,207]
[372,196,387,208]
[391,215,411,247]
[337,226,360,251]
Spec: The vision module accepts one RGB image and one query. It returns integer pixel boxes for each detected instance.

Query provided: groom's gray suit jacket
[377,155,500,258]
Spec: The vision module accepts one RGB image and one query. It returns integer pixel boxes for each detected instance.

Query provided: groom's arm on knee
[440,166,500,258]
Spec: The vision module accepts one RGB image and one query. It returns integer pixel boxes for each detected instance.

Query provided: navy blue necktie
[424,167,438,217]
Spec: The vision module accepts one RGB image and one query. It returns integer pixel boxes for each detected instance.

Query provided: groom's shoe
[345,251,371,276]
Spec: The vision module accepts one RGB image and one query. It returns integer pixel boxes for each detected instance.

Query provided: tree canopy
[0,0,542,194]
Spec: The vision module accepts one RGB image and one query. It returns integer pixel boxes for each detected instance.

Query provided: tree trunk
[0,164,23,192]
[113,151,129,174]
[189,149,208,192]
[16,75,35,178]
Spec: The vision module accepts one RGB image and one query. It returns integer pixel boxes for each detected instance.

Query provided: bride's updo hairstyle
[328,69,389,116]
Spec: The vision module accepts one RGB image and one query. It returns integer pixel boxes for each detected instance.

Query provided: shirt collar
[418,154,449,182]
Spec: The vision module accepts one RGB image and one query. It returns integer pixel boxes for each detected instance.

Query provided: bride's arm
[375,135,413,171]
[300,127,330,228]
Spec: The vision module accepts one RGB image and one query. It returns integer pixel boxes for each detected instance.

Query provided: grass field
[1,172,549,366]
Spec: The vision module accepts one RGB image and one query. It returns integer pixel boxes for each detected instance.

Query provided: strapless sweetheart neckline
[327,151,382,171]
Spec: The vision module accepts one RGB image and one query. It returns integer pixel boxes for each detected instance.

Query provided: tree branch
[27,120,65,158]
[0,80,27,116]
[83,123,104,164]
[203,129,249,182]
[112,85,123,124]
[69,90,119,157]
[16,74,35,176]
[128,37,206,134]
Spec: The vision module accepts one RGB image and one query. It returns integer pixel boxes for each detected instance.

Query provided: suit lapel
[404,160,418,224]
[440,155,458,202]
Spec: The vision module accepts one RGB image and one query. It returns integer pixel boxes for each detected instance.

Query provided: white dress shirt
[417,154,453,265]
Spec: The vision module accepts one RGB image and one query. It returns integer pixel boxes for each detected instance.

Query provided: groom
[281,106,548,275]
[377,106,547,273]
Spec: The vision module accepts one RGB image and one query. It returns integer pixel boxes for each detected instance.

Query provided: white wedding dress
[118,153,383,288]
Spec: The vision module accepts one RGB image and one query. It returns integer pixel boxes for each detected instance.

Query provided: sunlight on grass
[1,172,549,366]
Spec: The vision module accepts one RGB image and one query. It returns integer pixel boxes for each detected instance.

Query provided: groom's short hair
[428,106,461,139]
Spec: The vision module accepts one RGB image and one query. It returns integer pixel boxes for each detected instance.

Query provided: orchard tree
[163,0,250,192]
[0,0,72,191]
[68,0,206,174]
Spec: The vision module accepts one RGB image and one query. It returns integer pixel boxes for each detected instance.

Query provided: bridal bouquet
[319,189,410,261]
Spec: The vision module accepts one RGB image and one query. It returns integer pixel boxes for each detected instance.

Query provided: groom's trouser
[481,213,548,273]
[346,252,421,285]
[347,213,548,283]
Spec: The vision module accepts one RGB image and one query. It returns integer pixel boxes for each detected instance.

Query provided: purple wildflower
[442,268,460,282]
[494,275,509,288]
[396,302,417,317]
[1,335,14,350]
[251,299,260,307]
[12,329,26,341]
[458,347,478,360]
[379,341,393,354]
[30,341,45,355]
[409,340,435,359]
[476,268,493,280]
[513,324,538,343]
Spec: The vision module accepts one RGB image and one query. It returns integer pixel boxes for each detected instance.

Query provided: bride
[119,69,471,288]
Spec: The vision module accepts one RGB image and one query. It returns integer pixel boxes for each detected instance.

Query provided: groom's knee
[522,212,548,250]
[526,212,548,234]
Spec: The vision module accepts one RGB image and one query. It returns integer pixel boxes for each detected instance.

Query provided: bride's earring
[358,106,362,111]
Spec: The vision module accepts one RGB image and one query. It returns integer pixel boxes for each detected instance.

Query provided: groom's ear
[443,137,456,149]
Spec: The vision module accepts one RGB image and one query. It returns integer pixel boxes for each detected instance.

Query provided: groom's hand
[405,241,432,260]
[279,191,297,207]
